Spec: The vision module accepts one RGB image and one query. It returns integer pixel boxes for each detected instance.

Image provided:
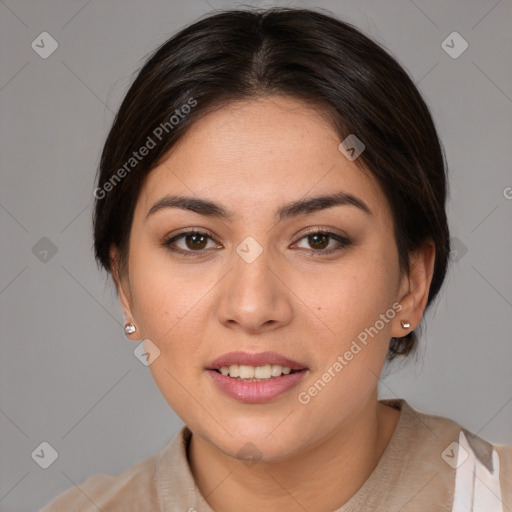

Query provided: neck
[187,395,400,511]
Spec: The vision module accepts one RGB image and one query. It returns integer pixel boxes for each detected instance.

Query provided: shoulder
[39,425,195,512]
[384,398,512,509]
[495,443,512,466]
[39,450,161,512]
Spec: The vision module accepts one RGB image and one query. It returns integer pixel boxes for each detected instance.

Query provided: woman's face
[117,96,412,461]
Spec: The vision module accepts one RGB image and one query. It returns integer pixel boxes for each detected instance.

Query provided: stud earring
[124,323,137,335]
[400,320,411,329]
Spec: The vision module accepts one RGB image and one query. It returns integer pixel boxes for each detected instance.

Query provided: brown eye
[294,230,352,254]
[184,232,208,250]
[164,230,219,256]
[307,233,330,250]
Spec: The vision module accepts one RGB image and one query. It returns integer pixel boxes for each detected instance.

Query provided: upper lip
[207,351,307,370]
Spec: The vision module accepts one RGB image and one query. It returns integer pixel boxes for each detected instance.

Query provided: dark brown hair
[93,7,450,362]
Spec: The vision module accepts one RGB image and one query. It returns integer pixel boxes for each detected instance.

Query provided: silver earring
[401,320,411,329]
[124,323,137,335]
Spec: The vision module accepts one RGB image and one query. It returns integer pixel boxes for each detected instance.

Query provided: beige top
[40,398,512,511]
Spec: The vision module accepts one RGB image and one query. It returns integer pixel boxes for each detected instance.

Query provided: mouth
[207,350,307,372]
[205,351,309,403]
[210,364,305,381]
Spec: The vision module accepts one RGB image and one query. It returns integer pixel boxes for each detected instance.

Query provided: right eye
[163,230,222,256]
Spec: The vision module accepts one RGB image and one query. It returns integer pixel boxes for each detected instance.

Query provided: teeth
[254,365,271,378]
[239,365,254,379]
[218,364,294,380]
[228,365,240,378]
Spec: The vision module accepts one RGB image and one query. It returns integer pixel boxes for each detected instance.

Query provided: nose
[215,244,294,334]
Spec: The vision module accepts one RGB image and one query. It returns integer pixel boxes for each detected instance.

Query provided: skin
[112,96,435,511]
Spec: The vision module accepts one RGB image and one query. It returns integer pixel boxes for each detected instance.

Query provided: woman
[41,7,511,511]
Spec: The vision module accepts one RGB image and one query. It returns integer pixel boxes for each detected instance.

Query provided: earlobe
[392,240,436,338]
[110,246,137,337]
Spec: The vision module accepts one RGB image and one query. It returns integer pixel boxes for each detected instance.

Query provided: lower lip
[206,369,308,403]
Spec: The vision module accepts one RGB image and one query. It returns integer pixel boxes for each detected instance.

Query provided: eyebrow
[146,191,372,223]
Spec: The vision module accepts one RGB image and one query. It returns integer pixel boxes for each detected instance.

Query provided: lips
[206,351,307,371]
[207,368,308,403]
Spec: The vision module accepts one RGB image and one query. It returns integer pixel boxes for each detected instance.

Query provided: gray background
[0,0,511,510]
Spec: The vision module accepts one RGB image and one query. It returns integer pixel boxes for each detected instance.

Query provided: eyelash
[162,228,352,258]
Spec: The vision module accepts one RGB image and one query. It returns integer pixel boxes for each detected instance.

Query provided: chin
[198,420,310,465]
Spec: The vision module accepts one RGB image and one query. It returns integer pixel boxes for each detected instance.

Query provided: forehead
[136,96,389,223]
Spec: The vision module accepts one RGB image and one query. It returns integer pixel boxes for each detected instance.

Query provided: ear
[391,239,436,338]
[110,246,138,340]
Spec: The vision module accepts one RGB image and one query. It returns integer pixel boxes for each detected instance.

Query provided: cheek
[128,245,210,339]
[127,257,211,417]
[127,249,222,387]
[295,254,399,351]
[291,260,399,418]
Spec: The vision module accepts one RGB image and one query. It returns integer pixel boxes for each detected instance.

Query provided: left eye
[163,229,351,256]
[293,231,351,253]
